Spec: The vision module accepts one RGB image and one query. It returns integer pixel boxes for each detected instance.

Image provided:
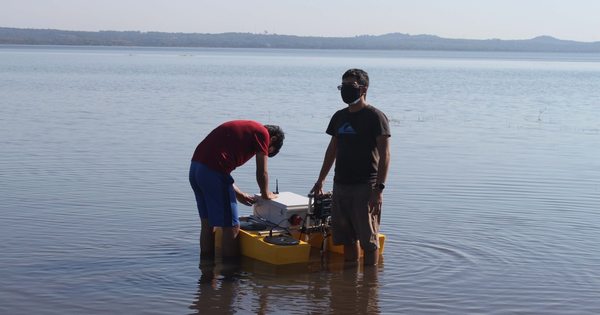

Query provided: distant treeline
[2,27,600,52]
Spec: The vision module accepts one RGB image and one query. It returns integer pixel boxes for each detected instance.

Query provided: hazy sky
[3,0,600,42]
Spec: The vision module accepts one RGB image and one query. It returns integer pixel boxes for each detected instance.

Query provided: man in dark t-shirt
[190,120,284,259]
[311,69,391,266]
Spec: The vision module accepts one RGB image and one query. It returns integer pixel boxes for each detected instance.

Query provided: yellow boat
[216,222,385,265]
[215,219,311,265]
[301,230,386,256]
[216,192,385,265]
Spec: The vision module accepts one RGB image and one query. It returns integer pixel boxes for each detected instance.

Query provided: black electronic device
[312,193,332,219]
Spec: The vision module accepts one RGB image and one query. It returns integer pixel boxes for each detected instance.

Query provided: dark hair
[264,124,285,157]
[342,68,369,87]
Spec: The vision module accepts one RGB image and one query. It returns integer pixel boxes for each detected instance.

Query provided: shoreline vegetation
[2,27,600,53]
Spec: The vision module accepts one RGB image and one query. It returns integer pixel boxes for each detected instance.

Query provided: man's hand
[310,180,324,196]
[369,189,383,217]
[235,191,256,206]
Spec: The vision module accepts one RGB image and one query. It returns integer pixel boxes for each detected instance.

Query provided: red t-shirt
[191,120,270,174]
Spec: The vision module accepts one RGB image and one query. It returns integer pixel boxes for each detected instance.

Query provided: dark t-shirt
[192,120,270,174]
[326,105,391,184]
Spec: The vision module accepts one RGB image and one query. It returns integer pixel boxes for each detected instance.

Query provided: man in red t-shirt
[189,120,284,260]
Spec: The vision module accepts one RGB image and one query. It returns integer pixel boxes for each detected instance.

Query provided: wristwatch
[374,183,385,191]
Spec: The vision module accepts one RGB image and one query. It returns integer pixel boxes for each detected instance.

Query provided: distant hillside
[2,27,600,52]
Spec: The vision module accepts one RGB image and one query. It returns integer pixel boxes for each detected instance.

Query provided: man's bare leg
[363,248,379,266]
[221,225,240,258]
[200,218,215,258]
[344,243,360,262]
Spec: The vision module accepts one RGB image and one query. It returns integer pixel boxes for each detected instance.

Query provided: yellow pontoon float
[218,192,385,265]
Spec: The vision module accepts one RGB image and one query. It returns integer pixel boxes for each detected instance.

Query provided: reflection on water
[191,259,242,314]
[190,254,381,315]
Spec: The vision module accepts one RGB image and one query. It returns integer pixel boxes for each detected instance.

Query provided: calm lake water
[1,45,600,314]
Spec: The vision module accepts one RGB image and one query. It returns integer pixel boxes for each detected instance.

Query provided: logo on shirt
[337,122,357,135]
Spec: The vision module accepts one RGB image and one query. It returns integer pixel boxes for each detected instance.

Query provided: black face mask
[340,85,362,105]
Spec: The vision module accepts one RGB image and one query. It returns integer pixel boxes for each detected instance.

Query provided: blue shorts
[189,161,239,227]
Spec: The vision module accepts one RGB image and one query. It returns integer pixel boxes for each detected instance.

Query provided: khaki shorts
[331,182,380,251]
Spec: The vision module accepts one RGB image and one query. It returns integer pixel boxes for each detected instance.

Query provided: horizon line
[2,26,599,44]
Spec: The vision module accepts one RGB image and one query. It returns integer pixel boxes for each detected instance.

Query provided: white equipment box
[253,192,309,228]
